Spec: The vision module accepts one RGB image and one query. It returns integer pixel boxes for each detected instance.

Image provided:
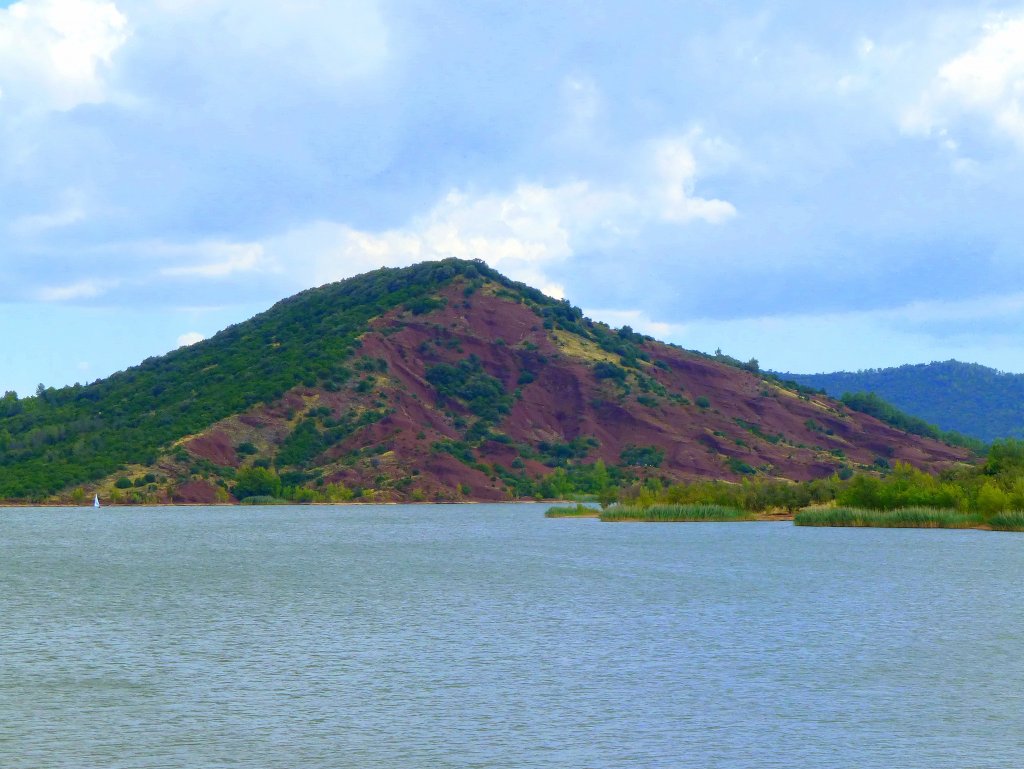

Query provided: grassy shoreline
[547,502,1024,531]
[794,506,977,529]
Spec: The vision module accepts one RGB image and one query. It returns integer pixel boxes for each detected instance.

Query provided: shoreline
[0,498,577,509]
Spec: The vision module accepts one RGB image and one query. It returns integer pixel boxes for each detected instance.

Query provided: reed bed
[544,504,600,518]
[794,506,975,529]
[599,503,755,522]
[988,511,1024,531]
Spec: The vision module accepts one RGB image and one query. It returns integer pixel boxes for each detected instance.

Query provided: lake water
[1,504,1022,768]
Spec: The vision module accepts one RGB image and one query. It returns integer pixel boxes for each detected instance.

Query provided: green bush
[592,361,627,382]
[233,467,282,499]
[619,445,664,467]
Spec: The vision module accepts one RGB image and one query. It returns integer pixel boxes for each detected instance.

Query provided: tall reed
[794,506,974,528]
[989,511,1024,531]
[599,503,755,522]
[545,504,600,518]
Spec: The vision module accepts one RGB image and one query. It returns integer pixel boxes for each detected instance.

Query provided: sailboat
[93,493,100,508]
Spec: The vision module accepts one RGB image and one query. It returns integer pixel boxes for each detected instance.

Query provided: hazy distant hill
[0,259,970,504]
[782,361,1024,443]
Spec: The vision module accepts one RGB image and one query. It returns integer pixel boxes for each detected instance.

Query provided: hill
[0,259,971,504]
[781,361,1024,443]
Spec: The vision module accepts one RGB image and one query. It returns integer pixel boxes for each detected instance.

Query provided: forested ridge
[782,361,1024,442]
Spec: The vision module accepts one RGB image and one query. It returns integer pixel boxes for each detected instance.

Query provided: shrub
[592,361,627,382]
[233,466,282,499]
[619,445,664,467]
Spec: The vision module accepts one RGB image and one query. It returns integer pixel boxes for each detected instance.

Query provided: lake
[2,503,1022,768]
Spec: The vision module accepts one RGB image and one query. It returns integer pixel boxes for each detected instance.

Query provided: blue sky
[3,0,1024,396]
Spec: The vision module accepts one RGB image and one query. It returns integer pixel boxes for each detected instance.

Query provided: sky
[3,0,1024,396]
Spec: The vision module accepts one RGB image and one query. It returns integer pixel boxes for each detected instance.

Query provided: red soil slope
[179,282,969,502]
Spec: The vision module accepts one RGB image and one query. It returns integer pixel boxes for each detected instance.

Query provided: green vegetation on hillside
[783,360,1024,442]
[0,256,978,504]
[0,259,560,499]
[840,391,982,451]
[426,355,511,422]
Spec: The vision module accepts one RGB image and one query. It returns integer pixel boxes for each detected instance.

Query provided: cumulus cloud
[652,136,737,223]
[0,0,129,112]
[582,307,688,340]
[903,14,1024,147]
[256,136,736,300]
[176,331,204,347]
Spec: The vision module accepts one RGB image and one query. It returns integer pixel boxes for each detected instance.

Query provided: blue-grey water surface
[1,504,1022,768]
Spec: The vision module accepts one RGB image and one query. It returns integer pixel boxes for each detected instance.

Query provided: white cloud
[176,331,204,347]
[253,133,736,297]
[36,279,111,302]
[0,0,129,112]
[651,136,737,223]
[903,14,1024,147]
[583,307,688,340]
[158,242,267,279]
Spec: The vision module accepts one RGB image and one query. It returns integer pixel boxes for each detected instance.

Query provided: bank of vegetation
[544,504,600,517]
[547,439,1024,531]
[794,507,976,529]
[599,503,755,522]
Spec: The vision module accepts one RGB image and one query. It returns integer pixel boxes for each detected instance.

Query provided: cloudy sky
[3,0,1024,396]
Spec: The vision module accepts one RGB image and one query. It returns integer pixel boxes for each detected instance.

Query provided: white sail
[93,493,100,508]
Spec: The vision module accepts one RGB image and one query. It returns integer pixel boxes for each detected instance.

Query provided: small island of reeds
[598,503,756,522]
[544,503,601,518]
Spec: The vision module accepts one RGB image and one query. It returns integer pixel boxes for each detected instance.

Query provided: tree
[233,467,282,499]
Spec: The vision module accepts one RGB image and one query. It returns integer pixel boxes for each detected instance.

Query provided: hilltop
[0,259,970,504]
[782,361,1024,443]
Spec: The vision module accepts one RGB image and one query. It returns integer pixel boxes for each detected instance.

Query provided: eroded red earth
[178,282,970,502]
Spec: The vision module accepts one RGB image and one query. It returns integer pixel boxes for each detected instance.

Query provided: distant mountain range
[781,361,1024,443]
[0,259,970,504]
